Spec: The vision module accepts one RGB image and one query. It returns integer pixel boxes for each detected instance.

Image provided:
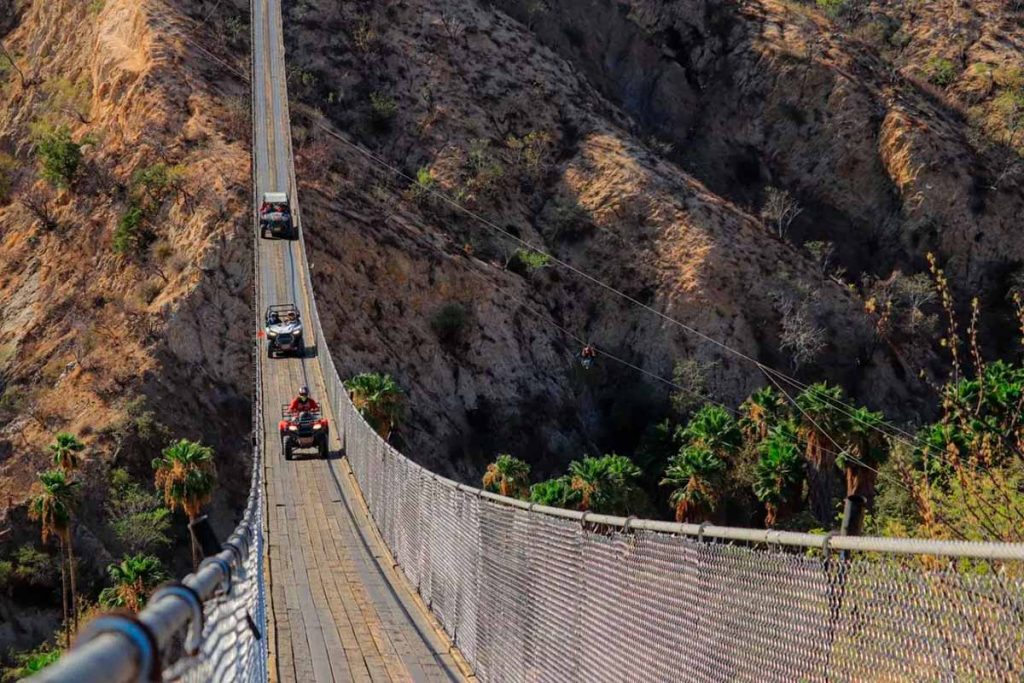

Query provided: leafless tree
[0,39,32,88]
[525,0,548,30]
[773,291,825,370]
[20,186,60,232]
[439,11,466,43]
[760,187,803,239]
[803,240,835,278]
[780,306,825,370]
[69,315,96,371]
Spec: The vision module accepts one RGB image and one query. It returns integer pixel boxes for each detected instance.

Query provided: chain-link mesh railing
[335,409,1024,681]
[285,198,1024,682]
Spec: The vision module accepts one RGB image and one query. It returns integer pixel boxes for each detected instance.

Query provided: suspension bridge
[30,0,1024,681]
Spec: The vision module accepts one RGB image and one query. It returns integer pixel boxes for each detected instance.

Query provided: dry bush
[760,187,802,239]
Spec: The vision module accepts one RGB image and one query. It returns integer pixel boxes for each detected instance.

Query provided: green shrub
[993,65,1024,91]
[0,152,16,203]
[0,560,12,589]
[815,0,849,19]
[464,139,506,198]
[506,130,551,180]
[852,20,893,48]
[889,29,911,50]
[410,166,435,204]
[547,197,589,241]
[926,57,959,88]
[507,248,551,274]
[529,477,581,508]
[0,386,27,417]
[45,77,92,121]
[430,303,470,346]
[369,91,396,129]
[113,202,153,256]
[109,467,132,491]
[994,90,1024,125]
[2,645,60,681]
[12,546,55,587]
[137,278,163,305]
[35,125,82,187]
[131,163,184,201]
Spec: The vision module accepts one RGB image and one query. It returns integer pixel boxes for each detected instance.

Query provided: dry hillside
[280,0,1024,479]
[1,0,1021,665]
[0,0,252,657]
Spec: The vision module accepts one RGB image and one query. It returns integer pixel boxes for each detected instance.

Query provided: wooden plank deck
[252,0,470,680]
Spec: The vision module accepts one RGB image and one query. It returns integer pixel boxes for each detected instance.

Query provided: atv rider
[580,344,597,370]
[288,385,320,416]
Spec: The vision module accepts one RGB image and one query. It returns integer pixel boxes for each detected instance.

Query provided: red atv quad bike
[278,405,329,460]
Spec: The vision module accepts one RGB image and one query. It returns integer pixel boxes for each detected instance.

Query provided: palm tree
[98,554,167,612]
[567,454,644,515]
[678,405,742,460]
[840,407,888,501]
[567,457,605,511]
[2,645,61,681]
[795,382,850,525]
[739,386,787,445]
[529,477,581,509]
[28,470,80,641]
[344,373,404,440]
[753,423,805,527]
[49,432,85,474]
[482,454,531,498]
[660,445,725,522]
[152,439,216,567]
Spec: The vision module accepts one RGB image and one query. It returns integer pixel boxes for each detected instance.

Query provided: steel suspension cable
[310,121,1023,490]
[760,368,973,542]
[500,288,932,524]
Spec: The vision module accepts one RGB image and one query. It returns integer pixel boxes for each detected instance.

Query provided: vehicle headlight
[266,331,277,338]
[313,424,322,430]
[288,425,298,432]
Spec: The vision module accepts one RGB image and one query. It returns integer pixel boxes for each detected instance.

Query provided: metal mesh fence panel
[327,381,1024,682]
[170,453,268,683]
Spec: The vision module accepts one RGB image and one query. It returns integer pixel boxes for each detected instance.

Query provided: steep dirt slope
[0,0,251,655]
[282,0,922,480]
[497,0,1024,314]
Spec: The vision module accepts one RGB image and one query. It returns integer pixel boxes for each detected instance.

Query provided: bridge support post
[839,495,867,538]
[189,515,223,558]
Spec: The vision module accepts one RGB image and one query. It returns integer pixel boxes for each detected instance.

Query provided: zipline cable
[309,120,1020,498]
[499,285,948,535]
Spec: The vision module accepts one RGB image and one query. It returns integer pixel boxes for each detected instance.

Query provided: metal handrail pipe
[31,549,236,682]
